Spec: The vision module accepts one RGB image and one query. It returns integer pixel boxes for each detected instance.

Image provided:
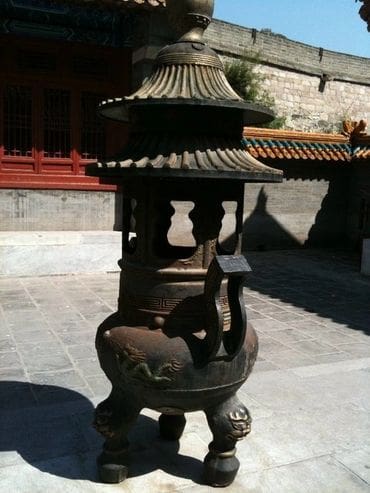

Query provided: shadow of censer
[87,0,282,487]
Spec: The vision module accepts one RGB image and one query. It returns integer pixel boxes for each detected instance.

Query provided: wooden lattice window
[0,35,130,190]
[72,57,109,80]
[17,50,56,72]
[3,85,33,158]
[43,89,71,159]
[81,92,106,160]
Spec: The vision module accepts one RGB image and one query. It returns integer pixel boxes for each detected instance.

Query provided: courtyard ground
[0,249,369,492]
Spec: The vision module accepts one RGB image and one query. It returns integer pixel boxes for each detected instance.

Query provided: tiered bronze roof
[94,0,282,181]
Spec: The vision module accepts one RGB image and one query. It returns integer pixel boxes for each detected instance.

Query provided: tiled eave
[353,134,370,160]
[243,127,369,163]
[243,137,351,162]
[353,146,370,160]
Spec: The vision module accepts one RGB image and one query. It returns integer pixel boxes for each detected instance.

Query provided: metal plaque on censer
[87,0,283,487]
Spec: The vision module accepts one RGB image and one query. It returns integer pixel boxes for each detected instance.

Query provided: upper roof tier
[98,0,274,126]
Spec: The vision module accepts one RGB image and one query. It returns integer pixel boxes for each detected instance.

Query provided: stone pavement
[0,249,369,493]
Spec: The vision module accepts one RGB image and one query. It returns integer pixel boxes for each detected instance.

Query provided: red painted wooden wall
[0,35,130,191]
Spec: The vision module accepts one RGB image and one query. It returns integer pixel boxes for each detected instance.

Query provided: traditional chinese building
[0,0,166,191]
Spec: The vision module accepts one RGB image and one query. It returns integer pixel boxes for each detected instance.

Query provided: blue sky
[214,0,370,58]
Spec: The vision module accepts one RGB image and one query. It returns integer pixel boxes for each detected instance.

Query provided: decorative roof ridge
[343,119,369,148]
[242,125,370,162]
[243,127,349,144]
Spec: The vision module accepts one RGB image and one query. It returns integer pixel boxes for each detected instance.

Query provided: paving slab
[335,445,370,484]
[0,249,369,492]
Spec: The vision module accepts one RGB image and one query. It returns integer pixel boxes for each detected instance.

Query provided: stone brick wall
[204,20,370,132]
[242,163,350,250]
[252,66,370,132]
[205,20,369,82]
[0,190,122,231]
[347,164,370,248]
[0,163,351,251]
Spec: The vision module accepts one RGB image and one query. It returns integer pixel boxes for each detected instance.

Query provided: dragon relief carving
[116,342,183,384]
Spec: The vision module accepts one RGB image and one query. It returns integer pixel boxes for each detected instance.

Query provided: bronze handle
[203,255,251,364]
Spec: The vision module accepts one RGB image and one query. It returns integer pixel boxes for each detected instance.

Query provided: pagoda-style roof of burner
[88,0,283,183]
[98,0,270,122]
[99,39,273,123]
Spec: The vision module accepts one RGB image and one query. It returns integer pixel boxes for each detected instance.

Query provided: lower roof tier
[87,133,283,182]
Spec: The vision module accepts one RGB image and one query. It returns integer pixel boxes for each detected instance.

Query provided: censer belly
[96,320,258,413]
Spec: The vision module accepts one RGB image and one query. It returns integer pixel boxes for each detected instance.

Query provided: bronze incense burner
[87,0,282,487]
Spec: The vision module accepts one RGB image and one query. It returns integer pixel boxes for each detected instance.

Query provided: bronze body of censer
[87,0,282,487]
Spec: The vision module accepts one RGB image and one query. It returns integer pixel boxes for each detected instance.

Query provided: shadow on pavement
[0,381,203,484]
[244,250,370,336]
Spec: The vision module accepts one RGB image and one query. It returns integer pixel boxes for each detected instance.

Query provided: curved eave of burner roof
[242,127,370,163]
[91,134,283,182]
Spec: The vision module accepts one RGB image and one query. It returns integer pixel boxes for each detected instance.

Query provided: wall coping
[204,19,370,86]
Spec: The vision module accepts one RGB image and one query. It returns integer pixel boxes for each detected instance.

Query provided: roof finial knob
[167,0,214,43]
